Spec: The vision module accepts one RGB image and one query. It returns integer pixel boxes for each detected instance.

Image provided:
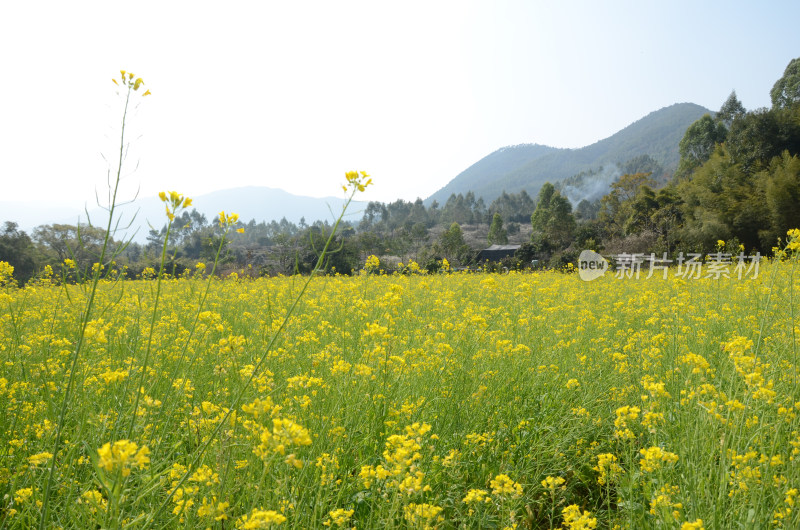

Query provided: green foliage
[486,190,536,223]
[648,187,685,252]
[676,114,727,178]
[487,213,508,245]
[530,183,556,233]
[676,99,800,253]
[33,223,112,271]
[763,151,800,244]
[621,154,665,180]
[726,106,800,173]
[439,192,487,225]
[596,173,656,239]
[574,199,600,221]
[771,57,800,109]
[678,146,770,251]
[717,90,746,128]
[530,183,576,255]
[437,222,473,265]
[0,222,38,284]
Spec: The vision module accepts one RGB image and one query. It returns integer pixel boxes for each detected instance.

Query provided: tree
[530,183,556,233]
[546,194,577,249]
[410,222,429,248]
[530,183,576,251]
[726,107,800,174]
[595,172,656,240]
[717,90,746,129]
[771,57,800,109]
[487,213,508,245]
[320,232,360,275]
[33,223,110,269]
[609,172,656,203]
[438,222,472,265]
[676,114,727,177]
[621,154,664,178]
[575,199,600,221]
[487,190,536,223]
[677,146,768,252]
[440,193,474,225]
[624,186,658,235]
[146,227,167,253]
[0,222,38,283]
[356,230,384,259]
[649,187,685,253]
[764,151,800,244]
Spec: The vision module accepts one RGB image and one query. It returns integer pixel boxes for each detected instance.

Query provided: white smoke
[561,164,621,205]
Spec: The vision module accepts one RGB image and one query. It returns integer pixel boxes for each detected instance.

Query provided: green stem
[39,84,132,529]
[144,188,359,528]
[126,217,174,439]
[147,224,230,450]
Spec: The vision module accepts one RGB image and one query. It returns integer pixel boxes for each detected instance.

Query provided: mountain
[426,102,710,205]
[2,187,367,242]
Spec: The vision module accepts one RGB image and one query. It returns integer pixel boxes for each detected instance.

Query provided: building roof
[483,245,521,251]
[476,244,522,263]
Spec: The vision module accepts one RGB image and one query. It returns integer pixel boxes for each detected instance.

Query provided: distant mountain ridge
[2,187,366,242]
[3,103,710,238]
[426,102,710,205]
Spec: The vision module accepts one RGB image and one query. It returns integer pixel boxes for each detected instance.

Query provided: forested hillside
[427,103,709,205]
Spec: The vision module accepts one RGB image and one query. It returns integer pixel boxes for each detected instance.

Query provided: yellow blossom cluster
[592,453,623,486]
[158,191,192,222]
[96,440,150,477]
[639,446,679,473]
[113,70,151,95]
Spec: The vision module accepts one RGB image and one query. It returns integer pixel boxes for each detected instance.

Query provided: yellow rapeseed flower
[594,453,623,485]
[96,440,150,477]
[344,170,373,193]
[639,446,679,472]
[159,191,190,221]
[236,508,286,528]
[542,475,566,493]
[14,487,33,504]
[463,488,490,503]
[218,211,241,227]
[490,474,523,498]
[403,503,444,527]
[27,452,53,467]
[323,508,354,527]
[0,261,15,285]
[562,504,597,529]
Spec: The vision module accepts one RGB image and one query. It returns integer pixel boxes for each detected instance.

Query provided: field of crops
[1,254,799,528]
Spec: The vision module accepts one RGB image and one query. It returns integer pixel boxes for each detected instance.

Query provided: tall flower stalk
[39,70,150,529]
[124,191,192,439]
[145,171,372,527]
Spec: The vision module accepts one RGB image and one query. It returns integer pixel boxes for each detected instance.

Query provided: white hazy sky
[1,1,798,209]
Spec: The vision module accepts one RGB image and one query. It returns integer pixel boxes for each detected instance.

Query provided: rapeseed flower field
[3,70,799,528]
[2,243,799,528]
